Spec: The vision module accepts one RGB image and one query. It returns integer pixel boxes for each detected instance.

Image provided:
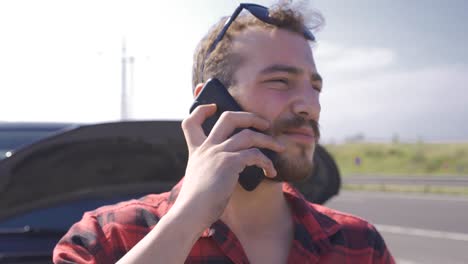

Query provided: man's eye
[269,79,288,84]
[267,79,290,89]
[313,85,322,93]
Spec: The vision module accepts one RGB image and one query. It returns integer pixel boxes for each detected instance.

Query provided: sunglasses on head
[200,3,315,80]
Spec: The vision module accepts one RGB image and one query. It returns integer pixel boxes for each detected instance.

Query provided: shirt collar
[167,179,341,257]
[282,183,341,257]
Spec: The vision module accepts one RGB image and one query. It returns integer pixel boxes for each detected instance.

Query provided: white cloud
[315,42,396,74]
[0,0,218,122]
[1,2,466,142]
[319,63,468,142]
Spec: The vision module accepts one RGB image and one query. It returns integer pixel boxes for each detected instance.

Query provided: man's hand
[116,104,284,264]
[174,104,285,230]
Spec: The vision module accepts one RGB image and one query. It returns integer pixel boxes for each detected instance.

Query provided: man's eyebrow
[259,64,322,83]
[259,64,302,75]
[311,72,322,83]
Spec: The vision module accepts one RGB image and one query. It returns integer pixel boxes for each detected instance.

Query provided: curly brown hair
[191,2,324,93]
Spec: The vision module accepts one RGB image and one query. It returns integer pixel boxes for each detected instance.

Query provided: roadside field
[324,142,468,176]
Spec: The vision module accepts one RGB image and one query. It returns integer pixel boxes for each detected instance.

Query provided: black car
[0,121,340,263]
[0,122,76,160]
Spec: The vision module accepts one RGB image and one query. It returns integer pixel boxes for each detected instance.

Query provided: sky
[0,0,467,142]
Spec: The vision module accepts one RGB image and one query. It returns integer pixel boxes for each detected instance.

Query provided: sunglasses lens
[245,4,315,41]
[304,30,315,41]
[245,5,270,21]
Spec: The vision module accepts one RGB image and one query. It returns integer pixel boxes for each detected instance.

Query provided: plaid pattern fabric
[53,181,395,264]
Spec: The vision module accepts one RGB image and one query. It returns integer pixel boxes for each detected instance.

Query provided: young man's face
[229,26,322,182]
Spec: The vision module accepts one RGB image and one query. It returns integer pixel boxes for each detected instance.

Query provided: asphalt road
[326,191,468,264]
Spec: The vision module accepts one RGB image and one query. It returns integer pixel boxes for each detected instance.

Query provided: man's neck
[220,180,293,237]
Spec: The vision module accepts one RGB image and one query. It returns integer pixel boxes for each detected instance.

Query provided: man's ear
[193,83,204,98]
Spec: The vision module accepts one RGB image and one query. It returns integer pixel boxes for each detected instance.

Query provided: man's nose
[291,83,321,121]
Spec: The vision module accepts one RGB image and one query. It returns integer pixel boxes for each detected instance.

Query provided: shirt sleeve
[53,212,115,264]
[369,225,396,264]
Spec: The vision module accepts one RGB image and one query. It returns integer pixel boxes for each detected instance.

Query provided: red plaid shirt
[53,181,395,264]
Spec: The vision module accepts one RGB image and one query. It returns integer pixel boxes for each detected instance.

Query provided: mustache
[271,116,320,141]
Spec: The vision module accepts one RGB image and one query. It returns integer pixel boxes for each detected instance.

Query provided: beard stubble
[267,115,320,183]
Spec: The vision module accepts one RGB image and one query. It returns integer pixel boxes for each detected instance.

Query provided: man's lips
[282,127,316,144]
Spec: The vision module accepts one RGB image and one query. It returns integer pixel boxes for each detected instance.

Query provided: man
[54,3,395,264]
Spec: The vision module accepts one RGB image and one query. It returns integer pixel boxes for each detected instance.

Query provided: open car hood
[0,120,340,221]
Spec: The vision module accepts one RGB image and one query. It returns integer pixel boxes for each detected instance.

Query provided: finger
[208,111,270,144]
[230,148,277,178]
[221,129,285,153]
[182,104,217,149]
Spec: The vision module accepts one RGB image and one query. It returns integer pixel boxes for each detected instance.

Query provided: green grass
[343,184,468,196]
[324,142,468,176]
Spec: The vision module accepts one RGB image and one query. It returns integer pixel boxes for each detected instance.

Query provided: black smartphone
[189,78,277,191]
